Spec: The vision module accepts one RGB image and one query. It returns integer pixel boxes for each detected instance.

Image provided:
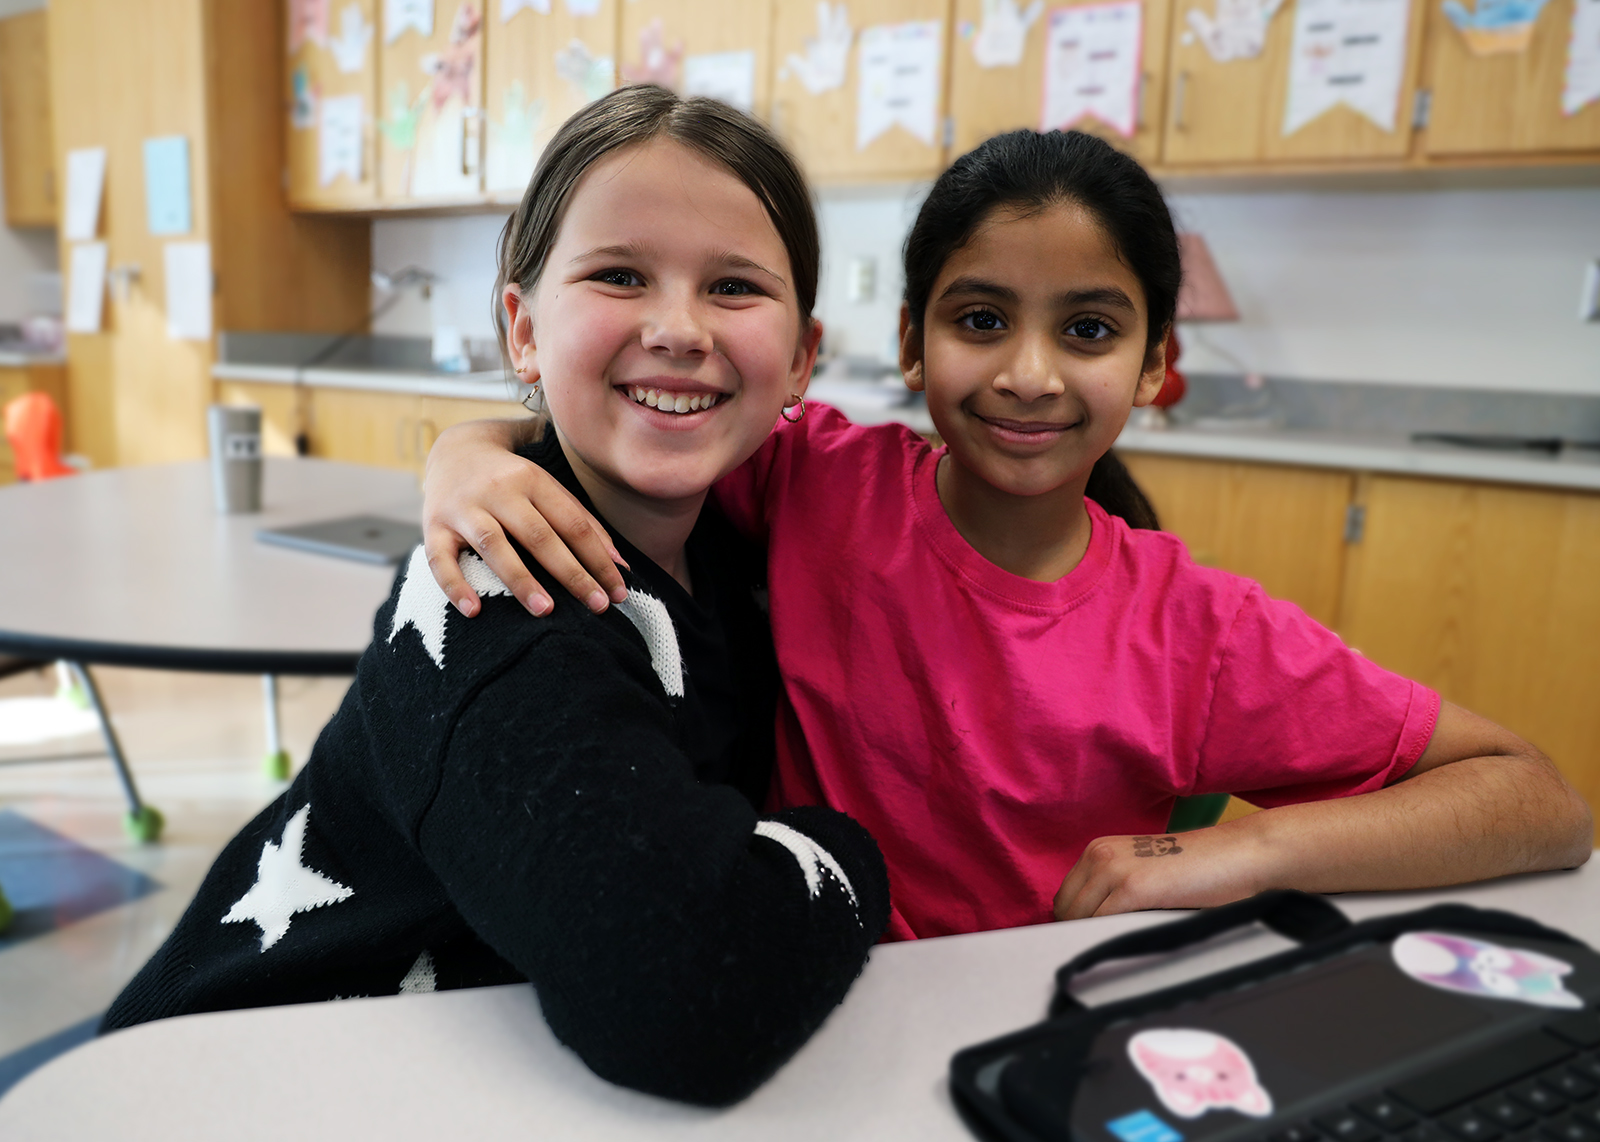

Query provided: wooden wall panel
[0,11,57,227]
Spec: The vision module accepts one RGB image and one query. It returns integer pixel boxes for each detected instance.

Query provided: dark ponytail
[902,129,1179,531]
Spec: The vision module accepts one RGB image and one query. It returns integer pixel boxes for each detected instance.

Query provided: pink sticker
[1392,932,1583,1010]
[1127,1029,1274,1120]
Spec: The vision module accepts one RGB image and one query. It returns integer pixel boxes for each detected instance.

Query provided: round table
[0,459,421,838]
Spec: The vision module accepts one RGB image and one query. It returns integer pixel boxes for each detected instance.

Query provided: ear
[898,303,926,392]
[502,283,539,384]
[787,317,824,402]
[1132,326,1169,409]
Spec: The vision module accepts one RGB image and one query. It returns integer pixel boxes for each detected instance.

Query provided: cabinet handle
[461,107,482,178]
[1137,72,1149,130]
[1173,71,1190,132]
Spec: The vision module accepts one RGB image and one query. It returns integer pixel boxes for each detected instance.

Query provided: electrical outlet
[1582,260,1600,323]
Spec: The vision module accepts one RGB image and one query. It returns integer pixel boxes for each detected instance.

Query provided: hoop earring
[780,397,806,423]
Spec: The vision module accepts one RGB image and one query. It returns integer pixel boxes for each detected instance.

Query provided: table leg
[65,662,163,845]
[262,674,289,781]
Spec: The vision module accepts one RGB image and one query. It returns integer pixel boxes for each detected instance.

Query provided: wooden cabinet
[1421,0,1600,156]
[484,0,619,201]
[0,363,69,484]
[948,0,1171,167]
[289,385,526,474]
[620,0,775,123]
[0,11,57,227]
[772,0,952,182]
[379,0,486,203]
[285,0,379,209]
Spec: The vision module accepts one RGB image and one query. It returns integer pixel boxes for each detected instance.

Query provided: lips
[974,412,1080,442]
[623,384,728,415]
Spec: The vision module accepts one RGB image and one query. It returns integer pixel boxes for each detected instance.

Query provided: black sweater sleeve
[416,619,890,1106]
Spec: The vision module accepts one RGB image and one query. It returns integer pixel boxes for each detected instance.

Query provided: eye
[712,278,758,297]
[1067,318,1113,341]
[593,268,643,288]
[957,309,1004,332]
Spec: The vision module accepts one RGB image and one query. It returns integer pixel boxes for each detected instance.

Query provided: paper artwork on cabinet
[856,21,942,150]
[1186,0,1286,61]
[63,148,107,243]
[66,243,108,334]
[385,0,434,42]
[1282,0,1409,134]
[1565,0,1600,114]
[622,18,684,88]
[555,39,615,101]
[683,50,756,112]
[142,136,192,237]
[566,0,602,14]
[163,242,212,342]
[486,80,544,192]
[320,94,365,185]
[1040,2,1143,138]
[501,0,550,17]
[289,0,330,53]
[1441,0,1546,54]
[292,67,318,129]
[971,0,1044,67]
[328,4,373,72]
[420,3,481,111]
[784,2,852,94]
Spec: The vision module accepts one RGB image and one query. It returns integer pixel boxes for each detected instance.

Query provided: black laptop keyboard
[1266,1013,1600,1142]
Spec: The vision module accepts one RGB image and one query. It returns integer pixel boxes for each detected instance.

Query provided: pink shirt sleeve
[1194,585,1441,807]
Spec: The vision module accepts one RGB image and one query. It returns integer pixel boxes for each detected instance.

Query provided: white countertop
[212,361,529,403]
[0,349,65,368]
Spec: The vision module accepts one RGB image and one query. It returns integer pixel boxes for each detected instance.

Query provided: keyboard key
[1357,1096,1418,1132]
[1444,1108,1504,1142]
[1542,1118,1600,1142]
[1549,1016,1600,1050]
[1480,1098,1538,1130]
[1401,1125,1452,1142]
[1514,1081,1570,1115]
[1571,1059,1600,1085]
[1272,1127,1323,1142]
[1393,1034,1575,1115]
[1570,1104,1600,1129]
[1317,1112,1380,1142]
[1546,1071,1599,1102]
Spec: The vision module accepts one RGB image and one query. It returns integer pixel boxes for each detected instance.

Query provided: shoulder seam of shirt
[1190,581,1263,800]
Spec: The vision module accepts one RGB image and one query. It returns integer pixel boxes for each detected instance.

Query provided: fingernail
[586,589,609,613]
[455,597,478,617]
[610,548,632,570]
[528,593,551,617]
[610,585,629,604]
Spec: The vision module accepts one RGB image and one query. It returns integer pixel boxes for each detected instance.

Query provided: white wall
[371,212,511,343]
[0,0,44,16]
[0,0,58,322]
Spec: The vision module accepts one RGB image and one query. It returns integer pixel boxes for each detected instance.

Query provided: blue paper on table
[143,135,191,236]
[0,809,160,945]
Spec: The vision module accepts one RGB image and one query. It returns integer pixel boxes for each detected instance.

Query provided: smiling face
[902,201,1166,503]
[503,138,818,509]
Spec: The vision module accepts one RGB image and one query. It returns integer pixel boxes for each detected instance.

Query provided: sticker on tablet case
[1392,932,1583,1009]
[1127,1029,1273,1119]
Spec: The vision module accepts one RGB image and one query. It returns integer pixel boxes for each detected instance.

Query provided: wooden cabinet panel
[214,380,304,457]
[619,0,775,122]
[948,0,1170,167]
[418,392,529,457]
[483,0,619,201]
[1120,452,1354,627]
[0,11,56,227]
[286,0,379,209]
[379,0,486,203]
[309,387,423,470]
[1338,474,1600,804]
[772,0,952,182]
[1422,0,1600,155]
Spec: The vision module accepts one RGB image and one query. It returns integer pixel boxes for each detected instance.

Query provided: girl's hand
[1052,825,1270,920]
[422,418,630,618]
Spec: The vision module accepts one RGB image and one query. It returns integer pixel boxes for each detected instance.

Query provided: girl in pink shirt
[422,128,1589,939]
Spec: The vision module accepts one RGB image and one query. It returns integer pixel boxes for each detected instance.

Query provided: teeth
[626,386,721,414]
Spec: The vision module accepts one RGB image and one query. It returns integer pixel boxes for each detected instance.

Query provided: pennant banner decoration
[1565,0,1600,114]
[856,20,942,149]
[1041,1,1144,138]
[1283,0,1410,135]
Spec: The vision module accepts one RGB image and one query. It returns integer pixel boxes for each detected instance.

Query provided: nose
[992,331,1064,403]
[642,283,714,359]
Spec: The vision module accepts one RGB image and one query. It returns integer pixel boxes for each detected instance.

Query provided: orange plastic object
[3,391,76,480]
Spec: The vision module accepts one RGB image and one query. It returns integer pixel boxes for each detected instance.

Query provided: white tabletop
[1,865,1593,1141]
[0,459,420,673]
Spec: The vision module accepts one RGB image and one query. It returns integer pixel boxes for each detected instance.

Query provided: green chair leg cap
[57,681,90,711]
[0,885,12,935]
[264,750,291,781]
[124,805,164,845]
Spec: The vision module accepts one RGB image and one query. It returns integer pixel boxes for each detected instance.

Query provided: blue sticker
[1107,1110,1185,1142]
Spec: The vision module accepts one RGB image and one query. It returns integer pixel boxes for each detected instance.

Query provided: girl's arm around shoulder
[1054,700,1592,920]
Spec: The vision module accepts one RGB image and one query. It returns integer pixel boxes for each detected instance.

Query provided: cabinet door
[379,0,486,204]
[1119,453,1354,628]
[948,0,1171,167]
[417,393,530,460]
[1422,0,1600,155]
[310,387,424,469]
[215,380,304,457]
[0,11,57,227]
[619,0,775,123]
[483,0,619,202]
[1338,475,1600,808]
[286,0,380,209]
[772,0,952,182]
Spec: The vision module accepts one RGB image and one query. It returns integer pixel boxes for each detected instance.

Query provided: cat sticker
[1392,932,1583,1010]
[1127,1029,1273,1119]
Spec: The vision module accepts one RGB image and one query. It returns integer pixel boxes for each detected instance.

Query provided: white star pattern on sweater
[754,821,859,914]
[389,546,512,668]
[222,804,354,951]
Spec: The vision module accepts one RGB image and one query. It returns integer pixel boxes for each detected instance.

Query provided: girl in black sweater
[102,87,889,1108]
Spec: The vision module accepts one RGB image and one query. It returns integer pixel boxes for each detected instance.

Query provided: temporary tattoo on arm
[1132,835,1183,857]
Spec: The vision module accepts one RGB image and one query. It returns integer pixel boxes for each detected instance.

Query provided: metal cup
[207,404,263,514]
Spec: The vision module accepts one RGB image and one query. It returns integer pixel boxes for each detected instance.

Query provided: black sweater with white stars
[102,432,890,1107]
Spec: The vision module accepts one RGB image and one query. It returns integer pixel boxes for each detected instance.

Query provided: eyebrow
[569,243,787,287]
[938,276,1138,312]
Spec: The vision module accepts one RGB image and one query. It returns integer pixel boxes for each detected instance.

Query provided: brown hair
[493,85,819,357]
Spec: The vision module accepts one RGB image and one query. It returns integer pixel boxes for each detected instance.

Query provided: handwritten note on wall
[856,20,942,150]
[1282,0,1409,134]
[1566,0,1600,114]
[683,50,756,112]
[1041,1,1144,138]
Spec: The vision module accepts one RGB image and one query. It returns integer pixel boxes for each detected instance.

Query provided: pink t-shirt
[714,405,1440,942]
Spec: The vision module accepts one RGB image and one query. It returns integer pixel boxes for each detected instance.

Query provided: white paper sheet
[66,242,107,334]
[1282,0,1410,135]
[502,0,550,17]
[567,0,601,13]
[785,2,853,93]
[971,0,1044,67]
[1187,0,1286,61]
[63,148,107,242]
[319,94,365,186]
[329,4,372,72]
[164,242,212,342]
[385,0,434,42]
[856,20,942,150]
[1565,0,1600,114]
[683,50,756,112]
[1040,1,1144,138]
